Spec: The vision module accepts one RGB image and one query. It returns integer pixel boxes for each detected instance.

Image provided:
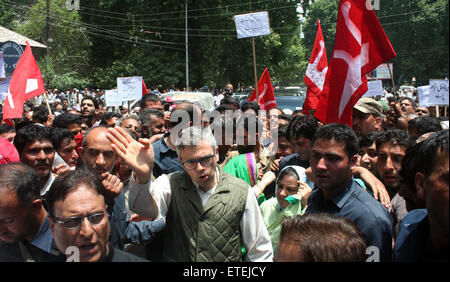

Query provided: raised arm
[106,127,155,184]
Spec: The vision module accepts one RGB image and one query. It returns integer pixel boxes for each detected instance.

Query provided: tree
[11,0,92,89]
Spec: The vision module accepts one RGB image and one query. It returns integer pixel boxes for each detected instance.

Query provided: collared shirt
[152,133,183,178]
[0,217,61,262]
[394,209,448,262]
[30,217,53,253]
[149,168,273,262]
[306,178,393,262]
[279,153,310,172]
[41,173,55,197]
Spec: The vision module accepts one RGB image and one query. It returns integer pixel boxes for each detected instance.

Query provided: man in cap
[352,98,384,137]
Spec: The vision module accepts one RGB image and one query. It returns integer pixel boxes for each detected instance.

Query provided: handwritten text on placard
[234,11,271,39]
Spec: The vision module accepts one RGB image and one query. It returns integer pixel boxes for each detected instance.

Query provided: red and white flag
[142,79,149,95]
[3,41,45,120]
[247,67,277,111]
[314,0,396,126]
[303,20,328,115]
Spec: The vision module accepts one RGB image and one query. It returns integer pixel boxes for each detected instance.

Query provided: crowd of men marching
[0,84,448,262]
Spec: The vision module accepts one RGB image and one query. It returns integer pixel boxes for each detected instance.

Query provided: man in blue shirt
[152,102,202,178]
[394,130,448,262]
[0,163,61,262]
[279,115,319,172]
[305,123,393,262]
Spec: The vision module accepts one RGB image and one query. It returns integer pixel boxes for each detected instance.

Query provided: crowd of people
[0,83,448,263]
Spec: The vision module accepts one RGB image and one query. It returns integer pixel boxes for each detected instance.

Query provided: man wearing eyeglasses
[0,163,61,262]
[79,126,164,252]
[46,169,147,262]
[107,126,273,262]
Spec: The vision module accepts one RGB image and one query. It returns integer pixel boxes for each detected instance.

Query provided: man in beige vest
[106,125,273,262]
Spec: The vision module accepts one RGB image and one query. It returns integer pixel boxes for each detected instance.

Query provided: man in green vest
[106,125,273,262]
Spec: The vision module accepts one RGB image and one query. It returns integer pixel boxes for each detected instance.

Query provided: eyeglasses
[182,154,215,170]
[52,212,106,229]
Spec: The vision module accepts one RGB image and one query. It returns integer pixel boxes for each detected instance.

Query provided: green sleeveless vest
[162,167,249,262]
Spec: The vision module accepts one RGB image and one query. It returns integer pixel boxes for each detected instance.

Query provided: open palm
[106,127,154,184]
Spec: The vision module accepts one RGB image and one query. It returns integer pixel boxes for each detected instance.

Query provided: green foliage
[4,0,447,90]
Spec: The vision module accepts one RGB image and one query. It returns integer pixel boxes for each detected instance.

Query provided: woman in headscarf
[223,152,276,205]
[260,165,313,254]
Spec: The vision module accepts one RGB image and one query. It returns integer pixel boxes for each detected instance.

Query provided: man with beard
[14,124,57,197]
[80,96,100,127]
[375,129,415,238]
[0,163,61,261]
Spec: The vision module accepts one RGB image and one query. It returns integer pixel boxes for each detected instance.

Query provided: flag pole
[43,92,52,115]
[387,63,397,100]
[252,37,259,101]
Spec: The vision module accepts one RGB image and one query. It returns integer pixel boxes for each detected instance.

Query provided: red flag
[314,0,396,126]
[247,68,277,111]
[142,79,149,96]
[3,41,45,120]
[303,20,328,115]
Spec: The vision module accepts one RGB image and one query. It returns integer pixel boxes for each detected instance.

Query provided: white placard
[234,11,271,39]
[429,79,449,105]
[363,80,384,97]
[0,75,11,101]
[117,76,142,102]
[0,51,5,78]
[104,89,122,107]
[417,85,431,107]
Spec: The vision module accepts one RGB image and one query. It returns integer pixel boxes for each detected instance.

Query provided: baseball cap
[354,98,383,117]
[0,137,20,165]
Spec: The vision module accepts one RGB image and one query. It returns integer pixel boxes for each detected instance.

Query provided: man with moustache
[352,98,383,138]
[375,129,415,238]
[80,96,100,127]
[14,124,57,197]
[46,169,147,262]
[79,126,164,250]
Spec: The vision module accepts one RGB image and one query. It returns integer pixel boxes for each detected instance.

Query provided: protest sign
[363,80,384,97]
[234,11,270,39]
[417,85,431,107]
[104,89,122,107]
[117,76,143,102]
[429,79,449,105]
[0,51,5,78]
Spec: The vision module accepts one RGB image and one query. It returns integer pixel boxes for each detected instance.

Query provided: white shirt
[130,168,273,262]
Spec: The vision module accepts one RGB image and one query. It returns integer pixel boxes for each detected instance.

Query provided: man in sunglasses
[107,125,273,262]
